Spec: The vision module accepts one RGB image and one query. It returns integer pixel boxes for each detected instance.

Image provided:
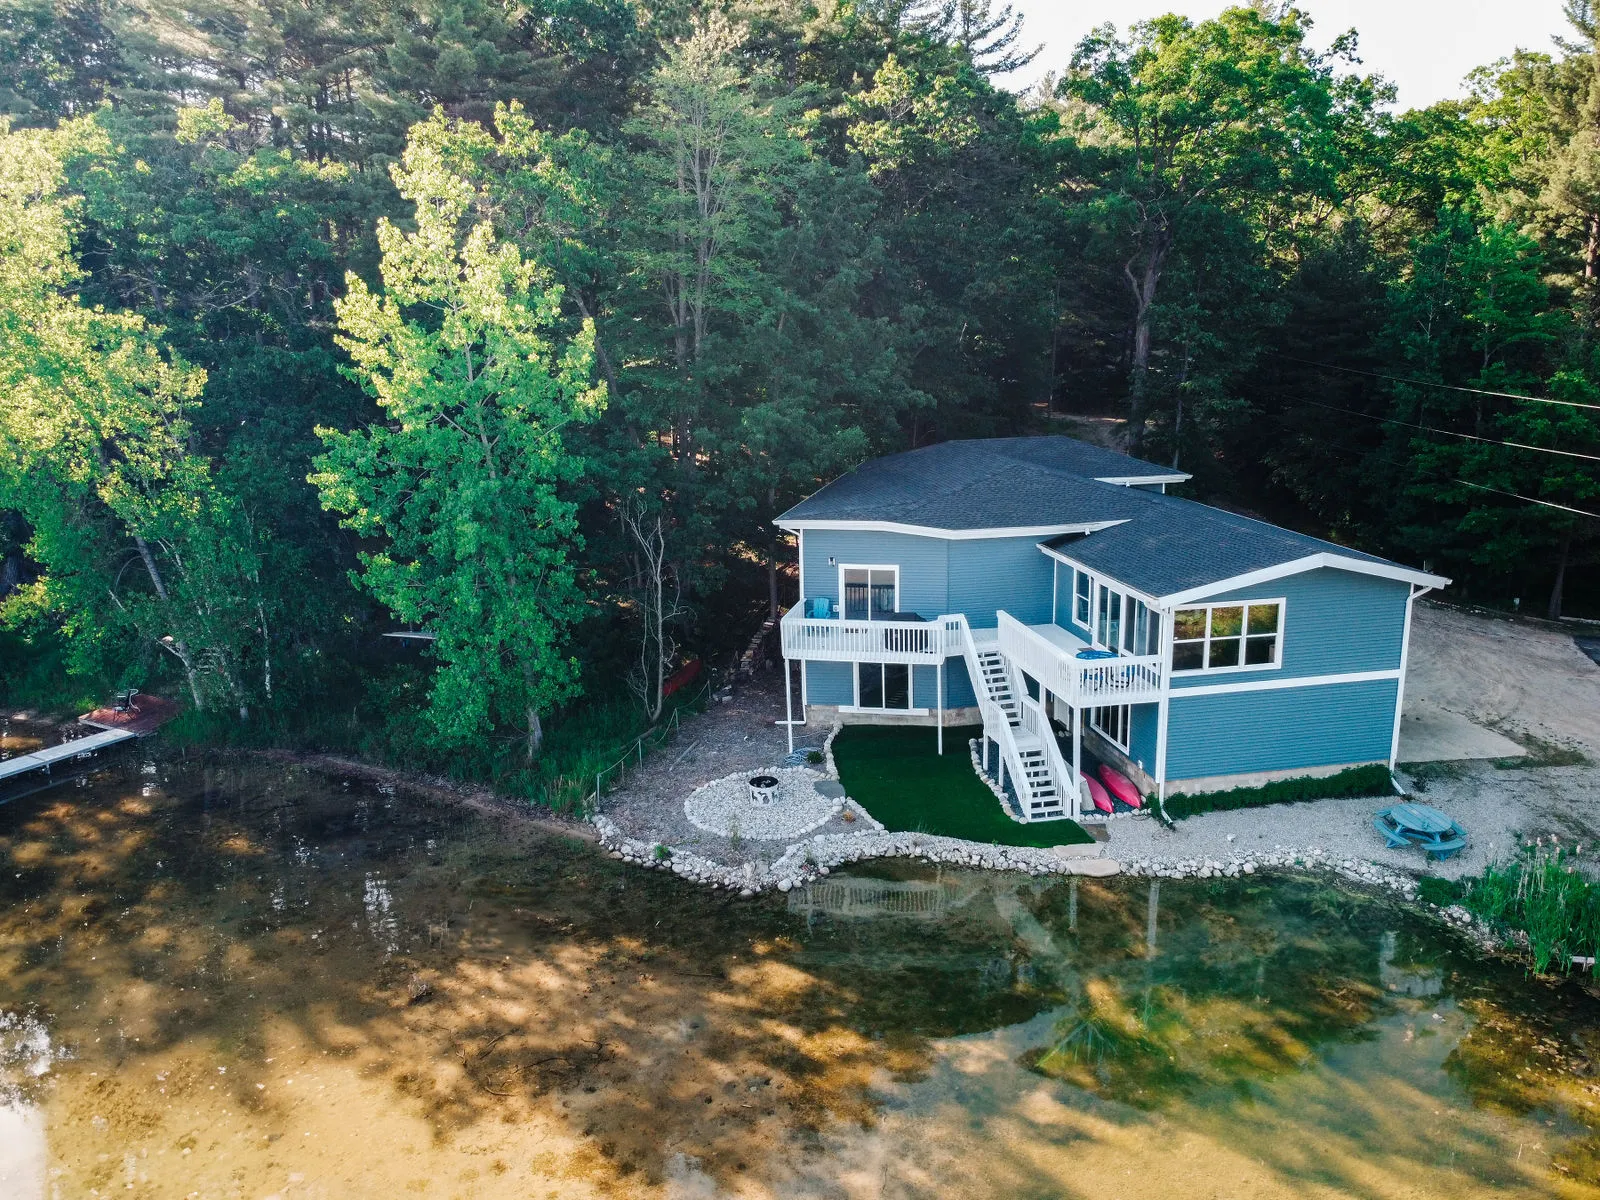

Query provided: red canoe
[1098,763,1142,810]
[1080,771,1113,815]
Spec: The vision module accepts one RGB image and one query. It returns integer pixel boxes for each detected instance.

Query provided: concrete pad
[1397,696,1524,764]
[1067,858,1120,876]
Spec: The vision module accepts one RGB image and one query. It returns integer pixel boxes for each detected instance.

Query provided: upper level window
[841,566,897,620]
[1096,584,1122,650]
[1173,601,1283,672]
[1073,569,1091,626]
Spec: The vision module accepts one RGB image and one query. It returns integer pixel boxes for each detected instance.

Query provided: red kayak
[1098,763,1142,810]
[1080,771,1113,815]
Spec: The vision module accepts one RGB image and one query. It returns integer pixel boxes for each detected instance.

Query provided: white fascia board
[1158,553,1451,607]
[1094,473,1191,486]
[773,518,1128,540]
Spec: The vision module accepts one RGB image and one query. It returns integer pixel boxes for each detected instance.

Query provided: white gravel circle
[683,768,841,840]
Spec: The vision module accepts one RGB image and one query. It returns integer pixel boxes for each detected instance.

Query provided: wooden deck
[79,692,179,736]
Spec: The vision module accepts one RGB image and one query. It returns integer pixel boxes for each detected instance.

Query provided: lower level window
[1092,704,1130,752]
[857,662,910,710]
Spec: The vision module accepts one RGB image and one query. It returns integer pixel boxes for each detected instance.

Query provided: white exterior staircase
[967,643,1068,822]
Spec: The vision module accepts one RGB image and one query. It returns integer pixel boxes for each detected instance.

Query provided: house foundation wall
[801,704,982,729]
[1165,759,1388,797]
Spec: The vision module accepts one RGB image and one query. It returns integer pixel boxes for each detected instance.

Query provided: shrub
[1416,877,1461,907]
[806,750,824,765]
[1160,763,1394,821]
[1461,840,1600,974]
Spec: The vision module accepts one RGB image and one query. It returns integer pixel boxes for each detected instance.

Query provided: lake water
[1,746,1598,1198]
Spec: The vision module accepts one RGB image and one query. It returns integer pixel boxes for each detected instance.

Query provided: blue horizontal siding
[1129,704,1159,774]
[945,656,978,708]
[1165,679,1397,779]
[948,536,1053,627]
[1172,568,1409,690]
[800,530,948,616]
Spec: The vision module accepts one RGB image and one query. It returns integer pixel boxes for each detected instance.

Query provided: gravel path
[595,668,864,870]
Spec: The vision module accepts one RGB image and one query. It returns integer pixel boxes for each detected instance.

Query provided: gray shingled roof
[1042,491,1398,598]
[775,437,1181,530]
[778,436,1425,598]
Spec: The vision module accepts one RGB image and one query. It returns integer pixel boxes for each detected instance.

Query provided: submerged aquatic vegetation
[1462,839,1600,974]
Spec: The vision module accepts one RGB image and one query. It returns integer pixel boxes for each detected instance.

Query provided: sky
[1001,0,1575,110]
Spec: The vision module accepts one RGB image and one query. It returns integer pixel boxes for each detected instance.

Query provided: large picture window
[841,565,898,620]
[1172,600,1283,673]
[856,662,910,710]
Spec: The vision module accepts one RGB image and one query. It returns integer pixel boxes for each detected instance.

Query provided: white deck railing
[997,611,1164,705]
[779,610,960,664]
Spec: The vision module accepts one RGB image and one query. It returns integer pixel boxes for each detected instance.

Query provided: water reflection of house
[1378,930,1443,997]
[776,436,1448,822]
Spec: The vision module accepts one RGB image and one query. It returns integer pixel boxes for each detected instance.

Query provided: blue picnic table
[1374,803,1468,860]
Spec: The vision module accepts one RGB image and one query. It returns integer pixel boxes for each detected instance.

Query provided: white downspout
[1390,584,1430,772]
[785,656,794,755]
[1155,607,1173,805]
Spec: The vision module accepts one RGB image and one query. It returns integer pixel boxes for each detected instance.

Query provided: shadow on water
[1,746,1599,1196]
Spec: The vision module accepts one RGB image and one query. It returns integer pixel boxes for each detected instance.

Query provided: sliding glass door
[842,566,898,620]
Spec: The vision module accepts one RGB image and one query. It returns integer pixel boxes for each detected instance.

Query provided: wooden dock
[0,728,137,782]
[0,692,177,785]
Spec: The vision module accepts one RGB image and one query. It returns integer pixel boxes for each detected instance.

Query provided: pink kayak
[1081,771,1113,815]
[1098,764,1142,810]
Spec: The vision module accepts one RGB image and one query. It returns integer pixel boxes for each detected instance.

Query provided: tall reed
[1462,839,1600,974]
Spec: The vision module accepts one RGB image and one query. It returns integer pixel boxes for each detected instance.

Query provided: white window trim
[837,562,900,619]
[1171,597,1287,676]
[1091,704,1131,752]
[1160,552,1449,605]
[848,660,924,714]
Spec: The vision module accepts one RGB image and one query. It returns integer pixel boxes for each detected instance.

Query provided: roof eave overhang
[1157,553,1452,607]
[774,518,1128,540]
[1093,473,1191,486]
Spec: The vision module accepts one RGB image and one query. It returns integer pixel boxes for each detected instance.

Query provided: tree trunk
[768,556,779,620]
[133,534,205,710]
[526,707,544,762]
[1124,226,1172,452]
[1548,534,1572,621]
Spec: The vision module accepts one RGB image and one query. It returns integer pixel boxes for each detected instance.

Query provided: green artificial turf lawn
[832,724,1093,848]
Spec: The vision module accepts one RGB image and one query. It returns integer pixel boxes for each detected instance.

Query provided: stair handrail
[949,613,1038,818]
[1017,694,1076,817]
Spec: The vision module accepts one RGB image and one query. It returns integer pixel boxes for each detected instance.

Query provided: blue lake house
[775,437,1449,822]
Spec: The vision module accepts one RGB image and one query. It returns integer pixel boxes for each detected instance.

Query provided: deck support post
[936,659,943,755]
[1072,704,1082,815]
[784,657,794,755]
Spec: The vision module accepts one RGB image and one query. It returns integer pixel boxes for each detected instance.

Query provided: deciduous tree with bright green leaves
[310,115,606,759]
[0,117,275,714]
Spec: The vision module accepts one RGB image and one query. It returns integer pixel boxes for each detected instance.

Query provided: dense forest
[1,0,1596,802]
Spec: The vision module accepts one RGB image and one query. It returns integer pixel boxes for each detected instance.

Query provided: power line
[1272,354,1600,414]
[1455,480,1600,520]
[1288,396,1600,464]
